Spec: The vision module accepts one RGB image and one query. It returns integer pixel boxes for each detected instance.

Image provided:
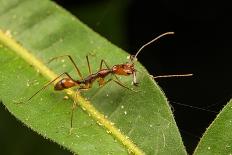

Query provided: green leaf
[194,99,232,155]
[0,0,186,154]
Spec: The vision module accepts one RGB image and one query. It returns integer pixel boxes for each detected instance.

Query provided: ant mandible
[26,32,192,128]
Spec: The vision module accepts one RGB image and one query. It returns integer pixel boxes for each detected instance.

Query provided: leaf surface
[194,99,232,155]
[0,0,186,154]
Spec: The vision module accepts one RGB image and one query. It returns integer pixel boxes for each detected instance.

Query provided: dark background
[1,0,232,154]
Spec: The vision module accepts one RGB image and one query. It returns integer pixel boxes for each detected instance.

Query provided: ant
[25,32,192,128]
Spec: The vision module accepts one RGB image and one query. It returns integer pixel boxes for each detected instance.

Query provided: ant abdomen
[54,78,76,90]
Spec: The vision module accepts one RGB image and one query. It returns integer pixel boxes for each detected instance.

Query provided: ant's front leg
[100,78,137,92]
[132,71,139,86]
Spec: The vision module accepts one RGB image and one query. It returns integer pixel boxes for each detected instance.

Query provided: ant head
[112,63,139,86]
[126,55,137,64]
[54,78,76,90]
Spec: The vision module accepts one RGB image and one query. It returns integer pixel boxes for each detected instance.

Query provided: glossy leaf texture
[194,99,232,155]
[0,0,186,154]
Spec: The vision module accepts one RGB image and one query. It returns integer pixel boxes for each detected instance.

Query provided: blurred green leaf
[194,99,232,155]
[0,0,186,154]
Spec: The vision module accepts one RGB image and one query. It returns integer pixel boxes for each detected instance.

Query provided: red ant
[26,32,192,128]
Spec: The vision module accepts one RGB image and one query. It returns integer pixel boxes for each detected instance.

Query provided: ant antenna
[132,32,174,61]
[130,31,193,80]
[154,74,193,79]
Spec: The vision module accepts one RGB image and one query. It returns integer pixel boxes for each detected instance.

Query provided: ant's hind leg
[70,91,78,134]
[21,72,75,103]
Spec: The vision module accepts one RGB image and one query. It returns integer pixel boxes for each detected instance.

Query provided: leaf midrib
[0,29,145,155]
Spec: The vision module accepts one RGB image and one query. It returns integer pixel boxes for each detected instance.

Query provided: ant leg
[110,79,137,92]
[132,71,139,86]
[86,55,92,74]
[90,78,137,100]
[70,86,92,128]
[99,59,110,70]
[100,79,137,92]
[70,91,78,133]
[25,72,74,102]
[48,55,83,80]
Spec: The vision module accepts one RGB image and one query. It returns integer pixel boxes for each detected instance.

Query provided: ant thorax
[112,63,135,76]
